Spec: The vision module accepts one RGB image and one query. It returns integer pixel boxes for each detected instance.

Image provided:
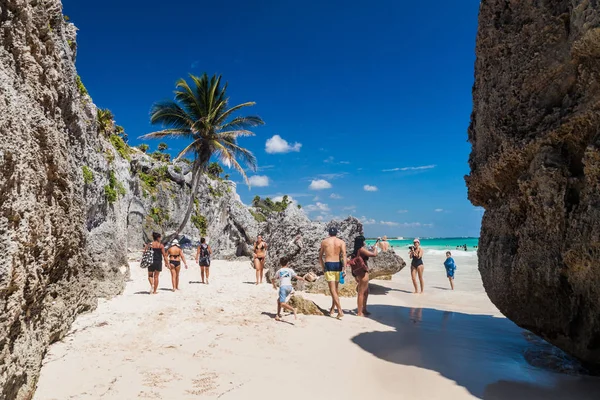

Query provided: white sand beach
[34,251,600,400]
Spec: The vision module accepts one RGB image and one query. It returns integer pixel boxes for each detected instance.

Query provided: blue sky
[63,0,483,238]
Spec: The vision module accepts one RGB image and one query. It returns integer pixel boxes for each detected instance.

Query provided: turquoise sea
[366,237,479,252]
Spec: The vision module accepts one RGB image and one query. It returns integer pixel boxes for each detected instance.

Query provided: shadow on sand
[351,305,600,399]
[368,282,413,295]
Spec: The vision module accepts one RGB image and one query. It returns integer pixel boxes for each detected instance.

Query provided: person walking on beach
[351,235,378,317]
[272,258,305,321]
[319,227,347,319]
[195,238,212,284]
[253,235,268,285]
[166,239,188,291]
[409,238,425,294]
[444,251,457,290]
[144,232,169,294]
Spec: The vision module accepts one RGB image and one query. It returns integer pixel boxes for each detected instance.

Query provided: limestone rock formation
[288,295,326,316]
[301,250,405,297]
[0,1,128,398]
[260,208,363,277]
[467,0,600,367]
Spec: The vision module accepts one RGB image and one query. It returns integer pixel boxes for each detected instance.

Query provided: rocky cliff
[467,0,600,367]
[0,1,259,397]
[0,1,128,398]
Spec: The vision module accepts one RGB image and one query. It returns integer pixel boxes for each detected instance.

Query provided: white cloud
[343,205,356,211]
[397,209,408,213]
[339,161,350,165]
[330,193,343,199]
[305,202,330,213]
[434,208,444,212]
[397,222,434,228]
[359,216,377,225]
[248,175,270,187]
[309,179,332,190]
[265,135,302,154]
[315,215,325,221]
[380,221,399,226]
[382,165,436,172]
[363,185,378,192]
[257,165,275,171]
[318,173,347,180]
[324,156,335,163]
[313,196,320,201]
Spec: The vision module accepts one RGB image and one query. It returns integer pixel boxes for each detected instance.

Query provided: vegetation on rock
[82,166,93,185]
[191,200,208,235]
[138,144,149,153]
[97,108,114,136]
[141,73,264,241]
[109,134,131,161]
[76,75,87,96]
[105,170,126,203]
[207,162,223,179]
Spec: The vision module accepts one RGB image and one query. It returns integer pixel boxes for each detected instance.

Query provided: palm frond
[174,78,203,122]
[140,128,193,140]
[216,130,256,138]
[213,142,250,184]
[216,103,258,125]
[150,101,195,130]
[175,138,202,161]
[220,115,264,130]
[220,138,257,172]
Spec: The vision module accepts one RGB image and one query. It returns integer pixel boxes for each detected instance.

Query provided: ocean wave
[424,249,477,257]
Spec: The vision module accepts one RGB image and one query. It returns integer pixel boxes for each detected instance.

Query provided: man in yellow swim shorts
[319,227,347,319]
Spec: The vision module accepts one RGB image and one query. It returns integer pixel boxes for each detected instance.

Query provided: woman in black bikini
[351,236,378,317]
[253,235,268,285]
[166,239,188,291]
[144,232,169,294]
[409,238,425,294]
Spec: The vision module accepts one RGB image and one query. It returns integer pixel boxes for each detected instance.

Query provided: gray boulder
[467,0,600,366]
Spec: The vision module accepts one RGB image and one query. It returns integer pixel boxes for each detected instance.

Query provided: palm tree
[141,73,264,240]
[97,109,114,136]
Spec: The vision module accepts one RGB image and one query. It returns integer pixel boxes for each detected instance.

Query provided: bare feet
[420,291,424,294]
[336,313,344,320]
[413,291,419,294]
[275,315,282,321]
[329,306,335,316]
[293,308,298,320]
[357,312,364,317]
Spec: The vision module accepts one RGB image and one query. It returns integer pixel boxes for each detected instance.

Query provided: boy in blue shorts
[272,258,305,321]
[444,251,457,290]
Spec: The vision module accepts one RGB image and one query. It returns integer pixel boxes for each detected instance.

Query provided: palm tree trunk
[164,159,204,243]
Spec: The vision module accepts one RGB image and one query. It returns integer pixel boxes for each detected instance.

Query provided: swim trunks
[324,262,341,282]
[279,285,293,303]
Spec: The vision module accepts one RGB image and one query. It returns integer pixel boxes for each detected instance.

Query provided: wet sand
[34,251,600,399]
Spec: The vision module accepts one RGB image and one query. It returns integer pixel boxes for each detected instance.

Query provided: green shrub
[105,170,126,202]
[208,184,223,198]
[151,151,170,162]
[82,166,93,185]
[76,75,88,96]
[139,144,149,153]
[149,207,169,224]
[109,134,131,161]
[174,165,182,173]
[191,213,207,235]
[250,209,267,223]
[139,172,158,193]
[104,148,115,164]
[104,185,117,203]
[158,143,168,152]
[207,162,223,179]
[297,204,302,209]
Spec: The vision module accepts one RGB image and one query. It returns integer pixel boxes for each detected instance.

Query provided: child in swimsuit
[272,258,305,321]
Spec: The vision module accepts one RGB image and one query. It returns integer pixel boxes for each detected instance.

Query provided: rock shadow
[351,305,600,399]
[368,282,413,295]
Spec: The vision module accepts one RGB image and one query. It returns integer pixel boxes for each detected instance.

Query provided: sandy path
[34,252,600,400]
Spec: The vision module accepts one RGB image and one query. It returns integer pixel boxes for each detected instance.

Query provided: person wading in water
[166,239,187,291]
[144,232,169,294]
[319,227,347,319]
[253,235,268,285]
